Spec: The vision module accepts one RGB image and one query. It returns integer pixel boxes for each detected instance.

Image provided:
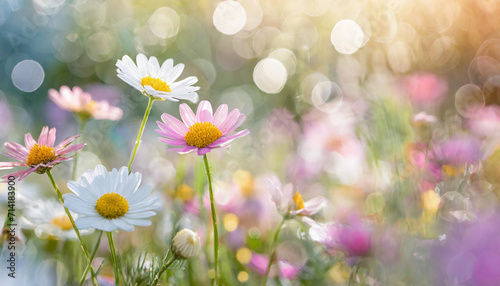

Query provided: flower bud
[171,229,201,260]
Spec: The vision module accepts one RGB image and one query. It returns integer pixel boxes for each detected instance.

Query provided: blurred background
[2,0,500,285]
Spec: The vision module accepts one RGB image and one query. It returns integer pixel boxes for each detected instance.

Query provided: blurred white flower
[21,198,93,240]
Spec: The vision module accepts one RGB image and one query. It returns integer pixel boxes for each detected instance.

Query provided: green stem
[150,255,176,286]
[107,232,120,286]
[72,119,87,181]
[203,154,219,285]
[46,170,98,285]
[79,231,103,286]
[262,216,287,286]
[127,97,155,172]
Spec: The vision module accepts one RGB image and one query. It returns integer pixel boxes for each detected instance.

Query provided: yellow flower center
[51,214,73,231]
[141,76,171,92]
[293,191,305,210]
[26,144,56,166]
[95,193,129,219]
[85,100,96,111]
[184,122,223,148]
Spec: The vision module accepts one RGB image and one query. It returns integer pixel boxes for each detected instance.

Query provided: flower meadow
[1,1,500,286]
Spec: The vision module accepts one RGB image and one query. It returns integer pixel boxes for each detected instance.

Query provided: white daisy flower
[21,198,93,240]
[116,53,200,103]
[63,165,160,232]
[171,228,201,260]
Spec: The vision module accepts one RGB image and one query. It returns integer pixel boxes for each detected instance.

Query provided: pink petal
[2,168,35,181]
[171,146,197,154]
[45,157,71,165]
[179,103,197,127]
[218,109,241,134]
[197,148,211,156]
[37,126,50,145]
[25,133,36,149]
[55,143,85,155]
[160,113,189,136]
[0,162,24,170]
[213,104,228,127]
[210,129,250,148]
[158,137,187,146]
[196,101,213,122]
[47,127,57,147]
[225,114,246,134]
[4,142,29,160]
[18,167,37,180]
[155,127,184,140]
[156,122,185,140]
[56,135,81,149]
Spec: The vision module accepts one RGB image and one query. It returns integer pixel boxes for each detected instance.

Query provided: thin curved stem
[203,154,219,285]
[107,232,120,286]
[72,119,87,181]
[46,170,98,285]
[262,216,287,286]
[150,255,176,286]
[127,97,155,172]
[79,231,103,286]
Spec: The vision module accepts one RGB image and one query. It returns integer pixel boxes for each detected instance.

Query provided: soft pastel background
[2,0,500,285]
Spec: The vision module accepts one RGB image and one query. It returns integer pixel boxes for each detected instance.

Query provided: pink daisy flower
[49,86,123,121]
[155,100,250,155]
[0,127,85,181]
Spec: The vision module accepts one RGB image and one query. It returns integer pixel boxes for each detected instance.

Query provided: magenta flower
[155,100,250,155]
[338,215,373,257]
[49,86,123,121]
[0,127,85,181]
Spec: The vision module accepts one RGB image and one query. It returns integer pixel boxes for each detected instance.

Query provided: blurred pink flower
[294,109,365,183]
[401,72,448,107]
[49,86,123,121]
[338,215,373,257]
[248,253,301,279]
[467,105,500,137]
[156,100,250,156]
[0,127,84,180]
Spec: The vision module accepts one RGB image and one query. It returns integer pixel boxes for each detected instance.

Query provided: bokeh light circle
[455,84,485,118]
[311,81,343,113]
[148,7,180,39]
[331,19,364,54]
[213,1,247,35]
[253,58,287,94]
[11,60,45,92]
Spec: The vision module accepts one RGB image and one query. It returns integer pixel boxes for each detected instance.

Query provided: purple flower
[436,137,482,165]
[432,211,500,286]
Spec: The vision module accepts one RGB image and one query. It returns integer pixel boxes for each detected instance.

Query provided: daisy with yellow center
[116,53,199,102]
[21,199,93,240]
[0,126,85,181]
[48,86,123,121]
[156,100,250,156]
[63,165,160,232]
[156,100,249,284]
